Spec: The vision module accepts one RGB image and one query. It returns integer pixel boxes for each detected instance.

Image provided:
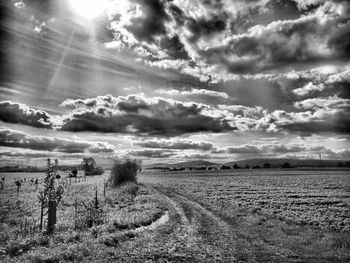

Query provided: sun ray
[46,27,76,95]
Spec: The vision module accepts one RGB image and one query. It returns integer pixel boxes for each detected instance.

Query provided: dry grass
[139,169,350,262]
[0,172,168,262]
[1,169,349,262]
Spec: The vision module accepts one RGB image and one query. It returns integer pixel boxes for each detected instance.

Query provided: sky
[0,0,349,166]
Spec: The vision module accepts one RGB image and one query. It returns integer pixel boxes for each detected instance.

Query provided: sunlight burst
[68,0,108,20]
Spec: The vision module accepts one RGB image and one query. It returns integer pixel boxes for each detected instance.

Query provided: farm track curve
[152,186,260,263]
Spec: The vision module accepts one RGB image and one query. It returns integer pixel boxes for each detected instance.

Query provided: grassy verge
[0,175,168,262]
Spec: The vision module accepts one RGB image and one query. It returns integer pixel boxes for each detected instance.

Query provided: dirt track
[119,185,300,262]
[151,187,259,263]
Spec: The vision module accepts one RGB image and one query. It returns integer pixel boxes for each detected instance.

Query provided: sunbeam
[46,27,76,97]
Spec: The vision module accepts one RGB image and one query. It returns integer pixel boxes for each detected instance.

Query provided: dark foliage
[108,159,140,187]
[263,163,272,168]
[282,162,292,168]
[233,164,241,169]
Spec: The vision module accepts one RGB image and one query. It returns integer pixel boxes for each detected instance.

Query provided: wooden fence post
[74,197,78,229]
[47,200,57,234]
[95,188,99,209]
[40,199,44,230]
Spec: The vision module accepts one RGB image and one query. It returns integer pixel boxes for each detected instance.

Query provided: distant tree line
[0,165,46,173]
[337,161,350,167]
[146,161,350,172]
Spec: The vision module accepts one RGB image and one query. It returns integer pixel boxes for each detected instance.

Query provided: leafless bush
[107,159,140,188]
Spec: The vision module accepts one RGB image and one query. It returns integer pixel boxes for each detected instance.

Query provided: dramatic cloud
[0,128,115,153]
[1,0,350,165]
[180,153,212,160]
[270,96,350,135]
[221,142,348,157]
[134,139,214,151]
[0,148,85,159]
[294,96,350,110]
[59,94,235,136]
[0,101,53,129]
[156,88,229,99]
[128,149,176,158]
[3,92,349,138]
[292,82,326,97]
[125,0,170,43]
[264,110,350,136]
[105,0,350,80]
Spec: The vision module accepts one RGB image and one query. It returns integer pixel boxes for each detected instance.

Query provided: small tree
[14,179,22,194]
[38,158,66,234]
[107,159,140,188]
[70,169,78,177]
[263,163,271,169]
[282,162,292,168]
[82,157,96,176]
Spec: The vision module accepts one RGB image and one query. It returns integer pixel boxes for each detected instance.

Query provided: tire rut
[154,186,258,263]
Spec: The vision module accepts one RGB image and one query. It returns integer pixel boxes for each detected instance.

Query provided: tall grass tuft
[108,159,140,188]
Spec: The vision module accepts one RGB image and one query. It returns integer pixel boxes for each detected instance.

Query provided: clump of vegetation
[82,157,104,176]
[107,159,140,187]
[106,183,140,205]
[14,179,23,193]
[38,158,66,234]
[282,162,292,168]
[75,198,106,230]
[69,169,78,178]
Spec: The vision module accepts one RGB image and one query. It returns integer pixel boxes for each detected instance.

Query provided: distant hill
[224,158,349,168]
[3,158,348,173]
[143,160,219,169]
[144,158,349,170]
[172,160,219,168]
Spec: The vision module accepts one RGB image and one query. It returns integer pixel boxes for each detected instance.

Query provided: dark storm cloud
[0,101,53,129]
[59,94,235,136]
[159,35,189,59]
[186,14,227,43]
[4,91,349,137]
[168,3,185,25]
[200,15,336,74]
[129,0,350,80]
[328,22,350,59]
[134,139,214,151]
[126,0,170,43]
[280,109,350,135]
[128,149,176,158]
[0,128,115,153]
[273,64,350,102]
[263,95,350,135]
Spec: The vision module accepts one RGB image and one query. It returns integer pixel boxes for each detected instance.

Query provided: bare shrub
[108,159,140,188]
[38,158,66,234]
[75,200,105,229]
